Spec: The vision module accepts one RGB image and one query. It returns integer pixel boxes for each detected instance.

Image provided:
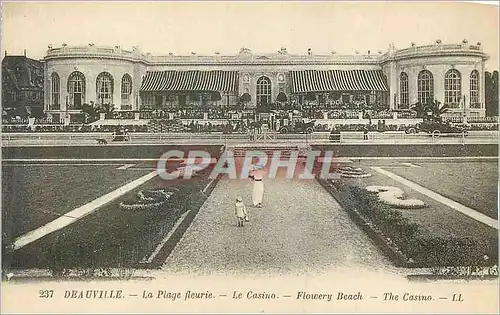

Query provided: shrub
[328,181,498,267]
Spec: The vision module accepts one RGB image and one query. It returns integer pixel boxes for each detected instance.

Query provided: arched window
[51,72,60,109]
[121,74,132,108]
[96,72,114,105]
[470,70,479,108]
[444,69,461,107]
[399,72,409,109]
[417,70,434,105]
[256,76,272,106]
[67,71,85,109]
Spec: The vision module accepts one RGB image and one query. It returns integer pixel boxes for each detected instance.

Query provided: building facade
[42,41,489,122]
[2,54,44,116]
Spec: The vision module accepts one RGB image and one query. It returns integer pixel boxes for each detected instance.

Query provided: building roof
[2,55,44,89]
[43,42,488,66]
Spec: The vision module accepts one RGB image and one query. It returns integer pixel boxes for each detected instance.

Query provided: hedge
[324,180,498,268]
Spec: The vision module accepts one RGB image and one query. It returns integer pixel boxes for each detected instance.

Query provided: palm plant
[410,101,429,119]
[81,102,99,123]
[428,100,450,122]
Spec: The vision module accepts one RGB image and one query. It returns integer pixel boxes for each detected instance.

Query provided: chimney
[4,50,7,56]
[24,49,26,56]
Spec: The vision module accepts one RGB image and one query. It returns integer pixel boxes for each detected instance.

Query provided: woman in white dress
[249,164,266,207]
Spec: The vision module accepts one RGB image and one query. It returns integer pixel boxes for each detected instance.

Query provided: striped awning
[139,71,176,91]
[140,70,238,92]
[290,70,388,93]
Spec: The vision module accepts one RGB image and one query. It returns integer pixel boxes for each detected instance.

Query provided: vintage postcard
[1,1,499,313]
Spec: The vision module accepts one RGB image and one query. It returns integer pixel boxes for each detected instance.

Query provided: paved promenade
[162,175,400,277]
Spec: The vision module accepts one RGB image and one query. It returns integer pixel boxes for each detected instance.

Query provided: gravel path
[162,177,399,277]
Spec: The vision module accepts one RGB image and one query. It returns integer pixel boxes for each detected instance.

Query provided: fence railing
[1,131,498,147]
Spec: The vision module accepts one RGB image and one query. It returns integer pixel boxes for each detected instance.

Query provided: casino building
[42,40,488,123]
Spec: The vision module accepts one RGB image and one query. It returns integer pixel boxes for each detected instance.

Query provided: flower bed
[319,179,498,268]
[366,185,426,209]
[119,188,179,211]
[338,166,372,178]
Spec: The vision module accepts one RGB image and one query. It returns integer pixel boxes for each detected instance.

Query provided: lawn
[342,168,497,241]
[320,160,498,267]
[382,161,498,219]
[1,164,153,239]
[4,165,217,271]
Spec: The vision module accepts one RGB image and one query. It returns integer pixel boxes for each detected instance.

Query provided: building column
[60,74,68,112]
[434,70,445,105]
[461,70,470,114]
[388,62,398,110]
[409,67,418,105]
[113,74,121,110]
[87,74,97,106]
[44,63,50,112]
[481,63,486,113]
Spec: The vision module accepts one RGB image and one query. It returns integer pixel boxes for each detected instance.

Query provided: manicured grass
[383,162,498,219]
[1,165,152,240]
[4,166,216,270]
[311,144,498,157]
[2,145,223,159]
[322,161,498,267]
[343,168,497,241]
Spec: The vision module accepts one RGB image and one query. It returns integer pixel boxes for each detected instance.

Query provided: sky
[1,1,499,70]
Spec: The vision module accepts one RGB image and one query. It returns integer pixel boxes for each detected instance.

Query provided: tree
[427,100,450,122]
[97,103,115,115]
[485,70,499,117]
[29,106,45,119]
[211,91,222,106]
[81,102,99,123]
[276,92,288,103]
[410,101,429,119]
[305,92,316,102]
[240,93,251,107]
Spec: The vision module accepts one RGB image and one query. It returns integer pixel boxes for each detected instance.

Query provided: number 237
[38,290,54,298]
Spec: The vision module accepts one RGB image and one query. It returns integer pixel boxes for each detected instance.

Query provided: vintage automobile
[278,118,316,134]
[404,121,468,136]
[111,129,131,141]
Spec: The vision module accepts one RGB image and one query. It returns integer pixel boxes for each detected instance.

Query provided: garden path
[162,175,402,277]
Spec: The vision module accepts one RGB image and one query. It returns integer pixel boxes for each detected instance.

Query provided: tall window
[399,72,409,108]
[141,93,153,106]
[67,71,85,109]
[96,72,114,105]
[444,69,461,108]
[121,74,132,109]
[470,70,479,108]
[51,73,60,110]
[256,76,271,106]
[417,70,434,105]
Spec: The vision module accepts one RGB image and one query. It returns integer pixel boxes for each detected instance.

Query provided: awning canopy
[140,70,238,92]
[290,70,389,93]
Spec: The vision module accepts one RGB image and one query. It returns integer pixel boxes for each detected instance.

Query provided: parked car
[404,121,468,136]
[329,129,341,142]
[279,118,316,134]
[112,129,131,141]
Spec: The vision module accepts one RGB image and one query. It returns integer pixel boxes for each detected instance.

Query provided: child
[235,197,248,227]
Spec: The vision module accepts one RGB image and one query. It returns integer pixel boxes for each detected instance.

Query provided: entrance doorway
[256,76,272,107]
[178,94,187,107]
[74,93,82,108]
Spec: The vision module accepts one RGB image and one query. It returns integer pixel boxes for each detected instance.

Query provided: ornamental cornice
[380,51,488,64]
[45,44,489,67]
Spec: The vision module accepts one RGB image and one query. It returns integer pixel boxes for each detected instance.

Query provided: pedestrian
[234,197,248,227]
[363,125,369,140]
[249,164,265,207]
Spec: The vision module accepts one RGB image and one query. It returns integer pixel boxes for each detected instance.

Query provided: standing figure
[249,164,266,207]
[363,125,369,140]
[235,197,248,227]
